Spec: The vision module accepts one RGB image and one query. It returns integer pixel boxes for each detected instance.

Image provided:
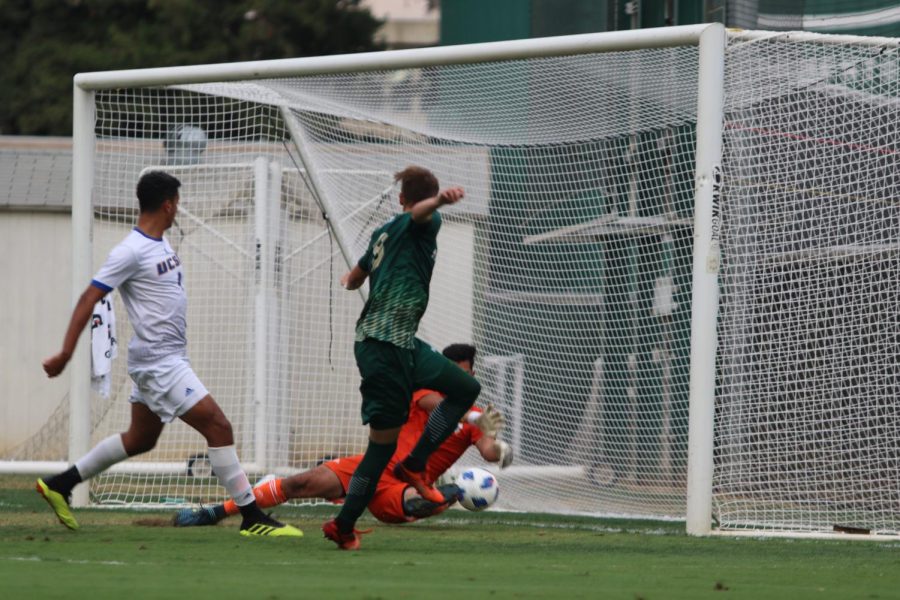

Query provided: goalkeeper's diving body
[174,344,512,528]
[38,171,300,538]
[323,166,482,549]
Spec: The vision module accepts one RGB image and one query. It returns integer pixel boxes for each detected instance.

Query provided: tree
[0,0,383,135]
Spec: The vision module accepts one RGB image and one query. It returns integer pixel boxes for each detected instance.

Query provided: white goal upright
[6,24,900,539]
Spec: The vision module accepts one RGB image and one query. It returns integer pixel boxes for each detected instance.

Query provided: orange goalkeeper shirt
[390,389,484,485]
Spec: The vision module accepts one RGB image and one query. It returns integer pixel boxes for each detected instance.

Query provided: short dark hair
[136,171,181,213]
[443,343,476,365]
[394,166,439,205]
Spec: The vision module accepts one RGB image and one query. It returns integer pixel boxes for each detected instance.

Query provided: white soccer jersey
[91,227,187,369]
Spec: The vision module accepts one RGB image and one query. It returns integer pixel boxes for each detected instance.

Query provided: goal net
[8,25,900,537]
[716,31,900,536]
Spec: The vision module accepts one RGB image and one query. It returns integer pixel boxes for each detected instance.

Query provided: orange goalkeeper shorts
[322,455,411,524]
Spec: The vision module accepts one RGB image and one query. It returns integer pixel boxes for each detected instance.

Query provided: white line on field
[1,556,319,568]
[2,556,136,566]
[425,517,676,535]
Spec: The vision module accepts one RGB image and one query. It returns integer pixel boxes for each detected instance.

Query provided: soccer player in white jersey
[38,171,301,538]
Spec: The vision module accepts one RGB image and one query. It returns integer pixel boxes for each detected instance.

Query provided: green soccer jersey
[355,211,442,349]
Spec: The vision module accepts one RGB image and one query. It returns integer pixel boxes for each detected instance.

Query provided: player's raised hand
[437,186,464,206]
[475,403,504,437]
[42,351,71,378]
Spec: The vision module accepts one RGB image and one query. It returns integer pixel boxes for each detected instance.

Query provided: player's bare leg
[175,466,343,527]
[284,466,344,499]
[121,401,166,454]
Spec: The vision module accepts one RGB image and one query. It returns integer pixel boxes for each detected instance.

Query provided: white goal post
[7,23,900,539]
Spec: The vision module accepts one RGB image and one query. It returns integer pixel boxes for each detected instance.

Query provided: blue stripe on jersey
[133,227,162,241]
[90,279,113,292]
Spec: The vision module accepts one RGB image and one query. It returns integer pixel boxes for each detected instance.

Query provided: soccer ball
[456,467,499,512]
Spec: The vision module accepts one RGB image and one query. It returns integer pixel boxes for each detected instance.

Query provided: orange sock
[223,477,287,516]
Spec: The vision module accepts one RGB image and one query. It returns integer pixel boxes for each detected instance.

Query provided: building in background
[440,0,900,41]
[727,0,900,36]
[363,0,439,48]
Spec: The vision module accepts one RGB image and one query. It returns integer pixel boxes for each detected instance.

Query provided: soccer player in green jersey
[322,166,482,550]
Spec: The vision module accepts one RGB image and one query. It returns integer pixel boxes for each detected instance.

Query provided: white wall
[419,222,475,348]
[0,180,479,464]
[0,212,72,454]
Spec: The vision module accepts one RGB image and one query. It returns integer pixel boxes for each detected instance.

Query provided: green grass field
[1,475,898,599]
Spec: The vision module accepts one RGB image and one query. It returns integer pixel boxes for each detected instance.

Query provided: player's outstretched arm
[43,284,107,377]
[410,186,464,224]
[416,391,444,413]
[475,435,513,469]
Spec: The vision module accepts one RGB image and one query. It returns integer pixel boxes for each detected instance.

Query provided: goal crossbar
[73,25,715,90]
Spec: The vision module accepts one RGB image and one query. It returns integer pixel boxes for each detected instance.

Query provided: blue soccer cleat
[173,506,222,527]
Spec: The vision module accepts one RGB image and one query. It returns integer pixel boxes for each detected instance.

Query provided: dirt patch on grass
[133,518,172,527]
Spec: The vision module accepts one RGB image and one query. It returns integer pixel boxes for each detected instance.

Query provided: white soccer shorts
[128,356,209,423]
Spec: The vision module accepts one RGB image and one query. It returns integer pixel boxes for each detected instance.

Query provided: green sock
[406,358,480,470]
[405,401,469,471]
[336,439,396,533]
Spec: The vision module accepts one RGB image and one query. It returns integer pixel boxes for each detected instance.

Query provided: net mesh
[716,33,900,534]
[6,30,900,534]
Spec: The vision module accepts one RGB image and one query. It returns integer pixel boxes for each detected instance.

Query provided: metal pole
[253,157,269,471]
[278,106,368,301]
[69,84,95,507]
[685,23,726,536]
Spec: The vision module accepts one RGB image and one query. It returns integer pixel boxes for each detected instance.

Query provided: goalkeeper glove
[495,440,513,469]
[473,404,505,437]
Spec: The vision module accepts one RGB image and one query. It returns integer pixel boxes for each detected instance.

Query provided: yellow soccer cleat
[239,513,303,538]
[36,478,79,530]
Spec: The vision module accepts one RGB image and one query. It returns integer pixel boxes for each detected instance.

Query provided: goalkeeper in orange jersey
[173,344,512,528]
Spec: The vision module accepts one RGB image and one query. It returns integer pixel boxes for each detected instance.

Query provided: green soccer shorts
[354,338,480,430]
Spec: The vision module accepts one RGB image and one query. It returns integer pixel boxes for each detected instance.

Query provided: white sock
[207,445,254,507]
[74,434,128,480]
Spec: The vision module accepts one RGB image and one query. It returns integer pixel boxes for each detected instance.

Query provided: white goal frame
[60,25,728,527]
